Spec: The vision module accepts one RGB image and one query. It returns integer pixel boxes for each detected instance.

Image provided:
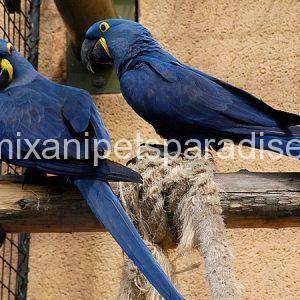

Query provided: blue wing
[0,74,110,158]
[120,56,300,140]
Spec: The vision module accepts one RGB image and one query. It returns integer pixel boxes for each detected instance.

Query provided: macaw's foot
[140,143,176,158]
[129,143,210,166]
[144,143,208,157]
[126,144,169,165]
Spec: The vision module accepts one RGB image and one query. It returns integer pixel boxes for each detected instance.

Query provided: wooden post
[0,172,299,233]
[54,0,117,58]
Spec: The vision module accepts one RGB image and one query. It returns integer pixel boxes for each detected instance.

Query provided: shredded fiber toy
[118,148,242,300]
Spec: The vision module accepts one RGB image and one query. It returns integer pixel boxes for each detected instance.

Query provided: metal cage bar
[0,1,41,299]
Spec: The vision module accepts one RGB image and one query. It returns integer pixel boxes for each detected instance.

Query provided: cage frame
[0,0,41,299]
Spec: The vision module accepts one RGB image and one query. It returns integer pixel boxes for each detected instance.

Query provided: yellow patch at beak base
[99,37,111,58]
[0,59,14,81]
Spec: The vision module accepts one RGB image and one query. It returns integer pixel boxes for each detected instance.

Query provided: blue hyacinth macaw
[81,19,300,158]
[0,39,183,300]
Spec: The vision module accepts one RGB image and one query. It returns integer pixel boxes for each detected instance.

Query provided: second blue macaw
[82,19,300,158]
[0,39,183,300]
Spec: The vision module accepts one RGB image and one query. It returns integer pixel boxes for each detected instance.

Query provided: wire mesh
[0,0,41,299]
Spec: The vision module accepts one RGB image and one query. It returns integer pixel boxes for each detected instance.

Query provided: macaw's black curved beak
[81,38,112,73]
[0,58,14,89]
[0,68,10,89]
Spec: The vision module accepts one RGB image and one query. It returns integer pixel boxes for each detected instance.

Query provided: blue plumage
[82,19,300,158]
[0,40,183,299]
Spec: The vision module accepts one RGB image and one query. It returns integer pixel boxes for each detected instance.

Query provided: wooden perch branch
[0,172,299,233]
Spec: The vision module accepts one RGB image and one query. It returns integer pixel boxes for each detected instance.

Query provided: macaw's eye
[7,43,13,55]
[99,22,110,32]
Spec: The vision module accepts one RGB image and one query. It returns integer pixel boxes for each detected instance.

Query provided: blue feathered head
[0,39,15,88]
[0,39,35,89]
[81,19,160,72]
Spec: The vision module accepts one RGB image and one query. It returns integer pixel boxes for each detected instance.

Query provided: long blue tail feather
[75,179,184,300]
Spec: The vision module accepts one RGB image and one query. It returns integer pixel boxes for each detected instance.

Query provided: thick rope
[118,148,242,299]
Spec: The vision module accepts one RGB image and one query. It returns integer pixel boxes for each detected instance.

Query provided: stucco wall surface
[28,1,299,299]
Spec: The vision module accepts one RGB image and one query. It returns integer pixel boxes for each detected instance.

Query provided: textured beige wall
[28,1,299,299]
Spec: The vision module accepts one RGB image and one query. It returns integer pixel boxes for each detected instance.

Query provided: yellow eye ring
[99,22,110,32]
[6,43,13,55]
